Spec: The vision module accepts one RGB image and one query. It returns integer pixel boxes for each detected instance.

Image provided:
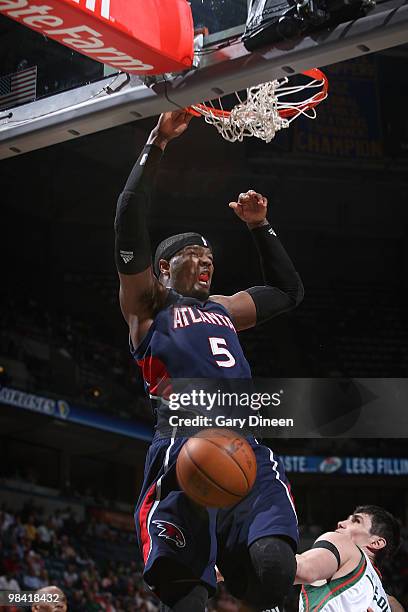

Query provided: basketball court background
[1,0,408,609]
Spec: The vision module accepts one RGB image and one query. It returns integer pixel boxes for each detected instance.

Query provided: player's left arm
[211,190,304,331]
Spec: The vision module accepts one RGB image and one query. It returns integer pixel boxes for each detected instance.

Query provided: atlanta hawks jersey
[131,289,251,424]
[299,550,390,612]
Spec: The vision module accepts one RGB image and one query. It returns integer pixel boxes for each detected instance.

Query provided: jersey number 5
[209,337,236,368]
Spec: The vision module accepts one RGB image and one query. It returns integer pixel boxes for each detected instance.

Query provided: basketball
[176,428,257,507]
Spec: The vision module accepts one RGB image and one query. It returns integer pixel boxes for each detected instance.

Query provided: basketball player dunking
[114,111,304,611]
[296,505,402,612]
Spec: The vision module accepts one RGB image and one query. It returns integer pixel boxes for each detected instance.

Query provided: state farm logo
[72,0,111,20]
[0,0,153,72]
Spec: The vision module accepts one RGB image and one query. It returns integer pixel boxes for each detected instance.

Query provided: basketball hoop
[187,68,328,143]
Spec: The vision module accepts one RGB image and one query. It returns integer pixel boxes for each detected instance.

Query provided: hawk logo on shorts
[152,520,186,548]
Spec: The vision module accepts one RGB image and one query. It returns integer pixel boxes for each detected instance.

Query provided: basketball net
[189,69,328,143]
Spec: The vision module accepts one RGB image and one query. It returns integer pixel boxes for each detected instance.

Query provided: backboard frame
[0,0,407,159]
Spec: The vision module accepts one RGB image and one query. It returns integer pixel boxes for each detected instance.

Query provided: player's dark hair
[354,505,401,562]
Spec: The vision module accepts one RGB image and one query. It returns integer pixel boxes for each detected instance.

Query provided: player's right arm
[114,111,193,344]
[294,531,360,584]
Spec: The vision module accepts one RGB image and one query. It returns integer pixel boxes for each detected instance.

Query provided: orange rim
[186,68,328,119]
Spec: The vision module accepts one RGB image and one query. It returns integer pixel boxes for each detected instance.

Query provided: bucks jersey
[299,551,390,612]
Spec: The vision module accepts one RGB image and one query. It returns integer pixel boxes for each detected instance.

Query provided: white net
[191,74,327,143]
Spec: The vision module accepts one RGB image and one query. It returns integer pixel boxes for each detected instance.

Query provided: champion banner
[293,56,382,159]
[0,0,194,75]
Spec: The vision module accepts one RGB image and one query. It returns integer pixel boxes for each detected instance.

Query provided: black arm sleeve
[246,223,304,324]
[312,540,341,571]
[114,144,163,274]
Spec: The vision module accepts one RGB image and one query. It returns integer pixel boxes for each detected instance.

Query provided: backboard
[1,0,408,159]
[0,0,248,112]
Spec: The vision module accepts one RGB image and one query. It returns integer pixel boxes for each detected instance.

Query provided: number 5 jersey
[131,289,252,426]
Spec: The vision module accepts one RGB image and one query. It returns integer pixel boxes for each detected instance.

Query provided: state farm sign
[0,0,194,75]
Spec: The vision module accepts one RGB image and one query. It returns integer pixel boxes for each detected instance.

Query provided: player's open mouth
[198,273,209,285]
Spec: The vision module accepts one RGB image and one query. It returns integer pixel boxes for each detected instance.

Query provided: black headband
[154,232,212,276]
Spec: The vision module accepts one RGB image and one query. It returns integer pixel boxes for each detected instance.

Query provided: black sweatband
[246,285,296,324]
[312,540,341,570]
[246,222,304,323]
[154,233,212,276]
[114,144,162,274]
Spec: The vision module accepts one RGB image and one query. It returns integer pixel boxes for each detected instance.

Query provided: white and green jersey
[299,551,390,612]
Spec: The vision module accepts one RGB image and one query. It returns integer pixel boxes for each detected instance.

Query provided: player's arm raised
[211,190,304,331]
[114,111,193,344]
[294,531,359,584]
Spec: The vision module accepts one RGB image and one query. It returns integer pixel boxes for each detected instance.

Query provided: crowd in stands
[1,499,407,611]
[0,501,303,612]
[0,502,158,611]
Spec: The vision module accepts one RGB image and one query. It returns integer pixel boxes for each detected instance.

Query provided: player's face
[169,245,214,299]
[336,512,375,546]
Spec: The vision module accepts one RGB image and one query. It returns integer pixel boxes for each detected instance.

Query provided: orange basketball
[176,428,257,508]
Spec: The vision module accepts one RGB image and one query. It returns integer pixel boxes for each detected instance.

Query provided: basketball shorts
[134,436,218,596]
[135,436,297,600]
[216,439,299,600]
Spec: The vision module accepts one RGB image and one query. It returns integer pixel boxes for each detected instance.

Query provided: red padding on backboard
[0,0,194,75]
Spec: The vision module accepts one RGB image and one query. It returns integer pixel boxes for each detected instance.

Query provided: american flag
[0,66,37,111]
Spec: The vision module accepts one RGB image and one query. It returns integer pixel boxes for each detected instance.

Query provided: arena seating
[0,500,159,611]
[1,493,406,611]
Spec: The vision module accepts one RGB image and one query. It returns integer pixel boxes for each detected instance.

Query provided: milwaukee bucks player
[296,505,401,612]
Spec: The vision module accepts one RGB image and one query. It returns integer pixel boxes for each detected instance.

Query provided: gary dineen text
[167,415,294,429]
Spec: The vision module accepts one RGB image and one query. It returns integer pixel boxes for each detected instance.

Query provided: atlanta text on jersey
[173,306,236,331]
